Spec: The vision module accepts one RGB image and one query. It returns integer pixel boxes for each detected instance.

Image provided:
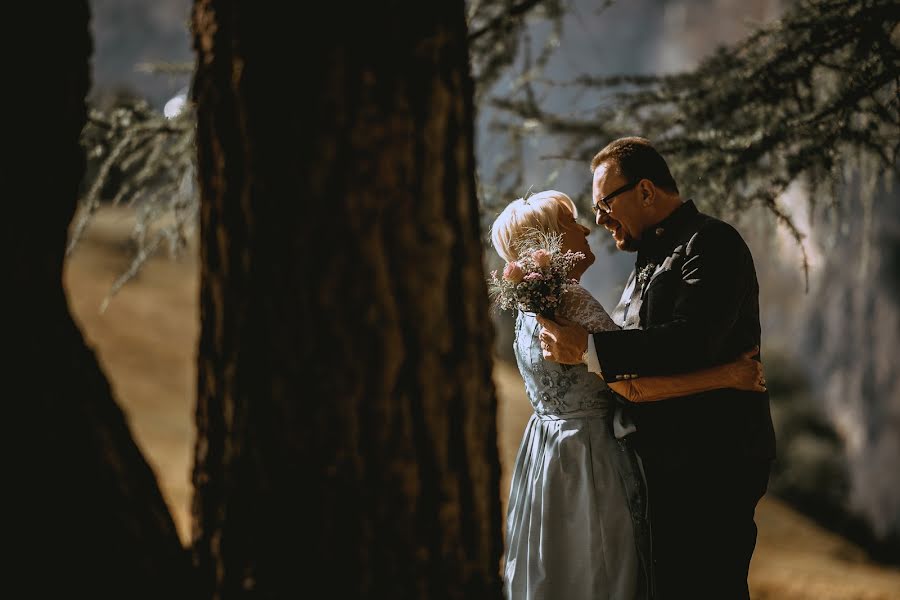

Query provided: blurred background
[67,1,899,597]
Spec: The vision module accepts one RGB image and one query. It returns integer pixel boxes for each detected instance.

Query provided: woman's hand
[730,346,767,392]
[536,315,589,364]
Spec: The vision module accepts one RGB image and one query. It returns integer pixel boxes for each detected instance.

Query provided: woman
[490,190,764,599]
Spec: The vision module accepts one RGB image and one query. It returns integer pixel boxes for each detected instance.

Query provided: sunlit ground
[65,207,900,599]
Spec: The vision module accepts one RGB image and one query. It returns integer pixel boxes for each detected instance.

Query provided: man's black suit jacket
[593,200,776,461]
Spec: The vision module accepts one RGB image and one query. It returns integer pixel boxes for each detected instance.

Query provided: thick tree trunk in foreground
[12,3,191,596]
[192,1,501,597]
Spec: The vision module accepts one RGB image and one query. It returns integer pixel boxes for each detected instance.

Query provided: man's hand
[536,315,589,364]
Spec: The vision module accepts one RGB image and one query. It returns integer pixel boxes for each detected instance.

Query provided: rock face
[803,178,900,544]
[89,0,193,107]
[746,175,900,560]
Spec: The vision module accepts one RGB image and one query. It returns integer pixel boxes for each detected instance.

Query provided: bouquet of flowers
[488,229,585,317]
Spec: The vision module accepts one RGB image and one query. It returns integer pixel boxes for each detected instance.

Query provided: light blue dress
[504,311,653,599]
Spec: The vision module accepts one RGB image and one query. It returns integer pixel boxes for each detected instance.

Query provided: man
[538,137,775,599]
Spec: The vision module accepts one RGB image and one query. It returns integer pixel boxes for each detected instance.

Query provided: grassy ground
[65,207,900,599]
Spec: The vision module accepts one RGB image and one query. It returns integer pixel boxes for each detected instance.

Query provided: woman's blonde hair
[490,190,577,262]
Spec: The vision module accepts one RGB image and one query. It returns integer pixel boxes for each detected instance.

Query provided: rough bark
[191,1,501,598]
[11,2,192,596]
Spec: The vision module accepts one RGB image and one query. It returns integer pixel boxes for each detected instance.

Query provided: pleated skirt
[504,411,651,600]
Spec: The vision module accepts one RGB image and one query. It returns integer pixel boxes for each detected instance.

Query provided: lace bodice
[557,284,621,333]
[513,285,619,418]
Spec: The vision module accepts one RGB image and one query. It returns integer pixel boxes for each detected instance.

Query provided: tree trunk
[191,1,501,598]
[11,3,191,596]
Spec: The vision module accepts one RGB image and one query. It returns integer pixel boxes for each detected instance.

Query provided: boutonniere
[637,262,657,287]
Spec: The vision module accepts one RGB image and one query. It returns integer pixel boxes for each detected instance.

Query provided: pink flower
[503,261,525,283]
[531,249,551,267]
[524,272,543,282]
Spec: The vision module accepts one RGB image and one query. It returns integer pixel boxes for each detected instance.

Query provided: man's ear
[639,179,655,207]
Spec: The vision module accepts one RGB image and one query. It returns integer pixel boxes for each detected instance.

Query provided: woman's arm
[607,348,765,403]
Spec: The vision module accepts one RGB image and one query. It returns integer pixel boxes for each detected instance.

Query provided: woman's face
[555,200,595,280]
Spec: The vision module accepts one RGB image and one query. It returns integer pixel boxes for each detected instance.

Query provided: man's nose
[596,211,610,227]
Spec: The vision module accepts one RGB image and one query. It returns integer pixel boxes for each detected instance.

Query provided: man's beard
[617,236,641,253]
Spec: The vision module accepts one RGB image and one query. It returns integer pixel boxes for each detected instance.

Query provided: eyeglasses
[593,180,640,214]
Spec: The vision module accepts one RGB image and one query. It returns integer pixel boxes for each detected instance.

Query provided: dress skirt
[504,409,651,600]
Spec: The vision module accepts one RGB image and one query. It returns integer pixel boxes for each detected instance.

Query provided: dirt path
[64,208,199,541]
[65,207,900,598]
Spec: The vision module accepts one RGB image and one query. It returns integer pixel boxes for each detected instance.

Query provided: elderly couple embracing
[491,137,776,600]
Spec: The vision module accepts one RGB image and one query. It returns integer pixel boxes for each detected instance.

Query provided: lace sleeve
[557,285,621,333]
